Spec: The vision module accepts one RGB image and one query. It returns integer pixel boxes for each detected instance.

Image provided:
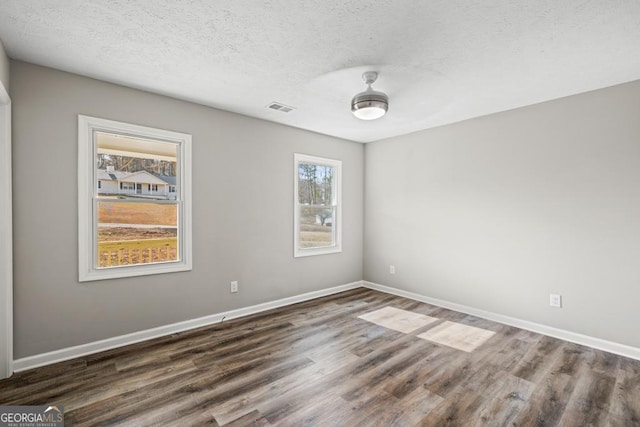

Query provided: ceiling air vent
[267,102,295,113]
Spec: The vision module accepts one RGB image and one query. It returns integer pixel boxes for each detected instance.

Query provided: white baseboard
[363,281,640,361]
[16,279,638,372]
[13,281,363,373]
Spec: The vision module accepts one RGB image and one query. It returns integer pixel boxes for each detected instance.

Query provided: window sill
[79,260,192,282]
[294,246,342,258]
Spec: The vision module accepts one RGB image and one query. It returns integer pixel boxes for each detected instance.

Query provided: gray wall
[364,80,640,348]
[0,40,8,92]
[12,61,363,358]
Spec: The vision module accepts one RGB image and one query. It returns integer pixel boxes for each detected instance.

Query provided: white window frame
[78,115,192,282]
[294,153,342,257]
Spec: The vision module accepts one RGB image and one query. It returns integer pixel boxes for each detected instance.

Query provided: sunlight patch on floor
[418,321,496,352]
[358,306,438,333]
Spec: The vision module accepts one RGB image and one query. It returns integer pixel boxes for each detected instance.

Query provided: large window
[294,154,342,257]
[78,116,192,281]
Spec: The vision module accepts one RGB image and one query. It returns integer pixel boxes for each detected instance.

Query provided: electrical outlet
[230,281,238,293]
[389,265,396,275]
[549,293,562,308]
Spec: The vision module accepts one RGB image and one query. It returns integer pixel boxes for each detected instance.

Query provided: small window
[294,153,342,257]
[79,116,192,281]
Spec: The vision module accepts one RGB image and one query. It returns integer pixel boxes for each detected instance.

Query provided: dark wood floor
[1,288,639,426]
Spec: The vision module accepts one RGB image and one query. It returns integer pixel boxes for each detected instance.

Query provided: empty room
[0,1,639,426]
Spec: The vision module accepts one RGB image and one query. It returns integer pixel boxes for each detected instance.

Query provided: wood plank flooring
[1,288,639,426]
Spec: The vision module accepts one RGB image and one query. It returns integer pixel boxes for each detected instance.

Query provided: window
[78,115,192,281]
[294,153,342,257]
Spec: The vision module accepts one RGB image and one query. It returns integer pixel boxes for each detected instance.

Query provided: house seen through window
[96,131,179,268]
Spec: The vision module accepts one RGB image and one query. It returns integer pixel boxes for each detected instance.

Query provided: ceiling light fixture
[351,71,389,120]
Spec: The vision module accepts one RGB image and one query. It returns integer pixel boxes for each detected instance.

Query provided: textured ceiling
[1,1,639,142]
